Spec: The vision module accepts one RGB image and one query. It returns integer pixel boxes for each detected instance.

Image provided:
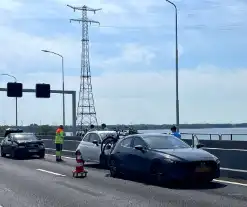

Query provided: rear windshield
[13,134,38,141]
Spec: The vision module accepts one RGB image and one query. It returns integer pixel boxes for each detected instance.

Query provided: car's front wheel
[150,163,165,185]
[10,149,17,159]
[0,147,6,157]
[109,159,120,178]
[39,151,45,159]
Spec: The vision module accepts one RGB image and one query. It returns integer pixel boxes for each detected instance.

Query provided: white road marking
[36,169,66,177]
[46,153,75,160]
[204,147,247,152]
[214,179,247,187]
[46,148,74,152]
[220,167,247,173]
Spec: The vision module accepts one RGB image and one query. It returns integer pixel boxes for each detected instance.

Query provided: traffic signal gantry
[2,82,77,135]
[7,82,51,98]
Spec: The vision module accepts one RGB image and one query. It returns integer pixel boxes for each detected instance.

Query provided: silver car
[75,130,117,166]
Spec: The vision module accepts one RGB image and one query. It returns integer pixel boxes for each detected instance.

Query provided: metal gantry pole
[41,50,66,128]
[1,73,18,126]
[165,0,180,131]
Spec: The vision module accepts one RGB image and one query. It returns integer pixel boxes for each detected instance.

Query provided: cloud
[0,0,247,126]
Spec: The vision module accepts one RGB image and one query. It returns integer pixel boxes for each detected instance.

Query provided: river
[66,127,247,141]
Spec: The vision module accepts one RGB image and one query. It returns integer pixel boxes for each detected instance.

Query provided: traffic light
[35,83,50,98]
[7,82,23,97]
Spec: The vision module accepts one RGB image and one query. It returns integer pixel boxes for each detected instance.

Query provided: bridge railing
[0,132,246,141]
[181,133,247,141]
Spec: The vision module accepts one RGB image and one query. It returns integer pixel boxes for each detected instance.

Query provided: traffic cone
[72,151,88,178]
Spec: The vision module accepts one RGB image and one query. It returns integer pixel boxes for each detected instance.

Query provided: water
[139,128,247,141]
[66,128,247,141]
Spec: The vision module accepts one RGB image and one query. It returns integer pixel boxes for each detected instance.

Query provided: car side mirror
[196,143,204,149]
[92,140,98,145]
[134,145,144,151]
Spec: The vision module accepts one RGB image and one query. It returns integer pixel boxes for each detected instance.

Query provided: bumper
[15,148,45,156]
[162,161,220,182]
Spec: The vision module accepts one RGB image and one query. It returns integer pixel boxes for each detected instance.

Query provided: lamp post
[41,50,65,128]
[1,73,18,126]
[165,0,180,130]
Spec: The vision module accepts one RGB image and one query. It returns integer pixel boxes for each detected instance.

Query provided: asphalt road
[0,155,247,207]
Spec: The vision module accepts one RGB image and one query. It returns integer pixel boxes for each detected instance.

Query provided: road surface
[0,155,247,207]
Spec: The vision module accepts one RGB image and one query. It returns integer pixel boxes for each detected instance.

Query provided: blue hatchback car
[108,133,220,183]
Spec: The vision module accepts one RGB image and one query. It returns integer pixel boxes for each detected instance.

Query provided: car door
[79,133,91,161]
[129,137,150,173]
[118,137,134,172]
[87,133,102,162]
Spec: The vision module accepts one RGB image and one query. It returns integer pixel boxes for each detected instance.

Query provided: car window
[82,134,90,142]
[143,135,190,149]
[120,137,133,148]
[132,137,147,147]
[89,133,101,143]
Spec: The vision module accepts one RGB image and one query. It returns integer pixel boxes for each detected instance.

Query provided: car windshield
[143,135,190,149]
[99,132,117,140]
[13,134,38,141]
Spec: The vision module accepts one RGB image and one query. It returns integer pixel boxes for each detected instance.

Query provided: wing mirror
[92,140,99,145]
[196,143,204,149]
[134,145,145,151]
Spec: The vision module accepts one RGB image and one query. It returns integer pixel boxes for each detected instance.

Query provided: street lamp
[1,73,18,126]
[165,0,180,131]
[41,49,65,128]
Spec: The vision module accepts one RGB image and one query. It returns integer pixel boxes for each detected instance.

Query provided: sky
[0,0,247,126]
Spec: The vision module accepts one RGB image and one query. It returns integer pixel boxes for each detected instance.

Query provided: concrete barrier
[1,136,247,180]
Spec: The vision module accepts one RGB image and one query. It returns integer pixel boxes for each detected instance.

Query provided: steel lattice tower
[67,5,101,130]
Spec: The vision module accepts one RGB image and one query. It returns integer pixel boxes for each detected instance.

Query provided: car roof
[88,130,117,135]
[127,133,173,138]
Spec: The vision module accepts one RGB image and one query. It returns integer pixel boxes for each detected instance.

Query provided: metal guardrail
[180,133,247,141]
[0,132,246,141]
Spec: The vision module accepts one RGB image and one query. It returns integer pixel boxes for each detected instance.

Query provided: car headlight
[163,154,179,163]
[39,144,45,148]
[212,156,220,164]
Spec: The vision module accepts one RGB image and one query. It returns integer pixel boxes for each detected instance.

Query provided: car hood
[152,148,216,161]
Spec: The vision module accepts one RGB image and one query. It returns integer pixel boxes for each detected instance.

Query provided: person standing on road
[89,124,95,131]
[55,125,64,162]
[101,123,108,131]
[170,125,181,139]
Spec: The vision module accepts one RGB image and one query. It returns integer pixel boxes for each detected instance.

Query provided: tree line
[0,123,246,136]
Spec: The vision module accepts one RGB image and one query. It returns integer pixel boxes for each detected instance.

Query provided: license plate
[29,149,38,152]
[195,167,211,172]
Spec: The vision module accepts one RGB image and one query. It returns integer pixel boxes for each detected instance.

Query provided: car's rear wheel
[109,159,120,178]
[1,147,6,157]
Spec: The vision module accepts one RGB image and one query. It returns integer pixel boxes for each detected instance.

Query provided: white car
[75,130,117,166]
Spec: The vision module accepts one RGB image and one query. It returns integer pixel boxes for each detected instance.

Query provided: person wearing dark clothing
[170,125,181,139]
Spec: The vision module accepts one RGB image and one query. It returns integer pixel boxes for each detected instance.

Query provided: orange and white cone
[72,151,88,178]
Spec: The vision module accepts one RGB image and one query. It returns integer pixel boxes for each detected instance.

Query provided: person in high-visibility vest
[55,125,64,162]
